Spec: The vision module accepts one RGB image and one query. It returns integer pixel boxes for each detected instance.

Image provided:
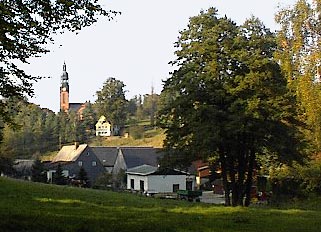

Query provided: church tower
[60,62,69,112]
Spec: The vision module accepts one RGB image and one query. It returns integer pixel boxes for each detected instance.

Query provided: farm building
[126,164,195,194]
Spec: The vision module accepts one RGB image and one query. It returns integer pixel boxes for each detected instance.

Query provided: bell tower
[60,62,69,112]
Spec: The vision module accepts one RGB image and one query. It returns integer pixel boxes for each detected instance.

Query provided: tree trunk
[237,152,246,206]
[221,154,230,206]
[230,163,238,206]
[245,149,255,206]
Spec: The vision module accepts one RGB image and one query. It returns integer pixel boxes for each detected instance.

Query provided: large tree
[95,77,128,129]
[0,0,117,125]
[275,0,321,151]
[158,8,303,206]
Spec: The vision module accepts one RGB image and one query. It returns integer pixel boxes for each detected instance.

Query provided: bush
[129,125,145,139]
[93,172,113,190]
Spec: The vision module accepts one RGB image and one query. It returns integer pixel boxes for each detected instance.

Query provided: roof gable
[91,147,118,166]
[52,144,88,162]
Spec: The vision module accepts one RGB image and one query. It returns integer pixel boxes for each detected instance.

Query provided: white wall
[127,174,148,191]
[127,174,195,193]
[148,175,187,193]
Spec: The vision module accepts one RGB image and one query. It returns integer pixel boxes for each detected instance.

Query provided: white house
[126,164,195,194]
[95,116,112,136]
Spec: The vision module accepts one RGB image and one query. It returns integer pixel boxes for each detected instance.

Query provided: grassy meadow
[1,177,321,232]
[89,127,165,148]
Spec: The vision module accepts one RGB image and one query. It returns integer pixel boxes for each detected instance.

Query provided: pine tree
[31,159,47,183]
[54,164,66,185]
[78,167,89,187]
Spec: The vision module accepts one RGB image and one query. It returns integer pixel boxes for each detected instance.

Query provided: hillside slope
[89,128,165,148]
[1,177,321,232]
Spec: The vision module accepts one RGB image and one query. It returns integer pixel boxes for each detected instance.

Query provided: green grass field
[1,177,321,232]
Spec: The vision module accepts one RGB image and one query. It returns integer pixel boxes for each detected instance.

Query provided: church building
[60,62,87,117]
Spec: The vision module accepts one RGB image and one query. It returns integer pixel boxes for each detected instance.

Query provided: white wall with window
[127,172,194,193]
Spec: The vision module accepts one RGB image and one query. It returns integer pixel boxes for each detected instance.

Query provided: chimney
[75,142,79,150]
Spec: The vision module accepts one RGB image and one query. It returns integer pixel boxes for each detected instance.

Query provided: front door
[140,180,144,192]
[186,181,193,190]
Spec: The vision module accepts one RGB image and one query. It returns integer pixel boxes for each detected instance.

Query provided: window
[173,184,180,193]
[130,179,134,189]
[92,161,97,167]
[78,161,83,167]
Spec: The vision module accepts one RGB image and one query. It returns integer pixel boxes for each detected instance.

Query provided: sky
[23,0,297,112]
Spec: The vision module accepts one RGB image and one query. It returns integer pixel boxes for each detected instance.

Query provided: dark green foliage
[127,94,160,126]
[53,164,66,185]
[158,8,303,206]
[129,125,145,139]
[270,159,321,200]
[31,159,46,183]
[93,172,113,189]
[1,100,60,157]
[77,167,89,187]
[81,102,97,137]
[95,77,128,129]
[143,92,159,126]
[0,1,117,127]
[0,156,13,175]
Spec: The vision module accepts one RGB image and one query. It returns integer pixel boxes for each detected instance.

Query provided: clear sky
[23,0,297,112]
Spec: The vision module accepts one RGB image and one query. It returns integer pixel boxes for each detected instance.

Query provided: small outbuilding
[126,164,195,194]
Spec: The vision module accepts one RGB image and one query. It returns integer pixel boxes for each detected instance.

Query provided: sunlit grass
[1,177,321,232]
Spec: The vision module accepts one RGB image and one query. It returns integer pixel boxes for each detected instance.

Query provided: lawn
[1,177,320,232]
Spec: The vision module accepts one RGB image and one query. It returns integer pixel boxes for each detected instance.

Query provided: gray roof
[126,164,158,175]
[91,147,118,167]
[69,103,83,112]
[126,165,189,176]
[13,159,35,172]
[120,147,163,169]
[151,168,189,176]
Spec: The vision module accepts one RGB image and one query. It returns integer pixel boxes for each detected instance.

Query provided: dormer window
[78,161,83,167]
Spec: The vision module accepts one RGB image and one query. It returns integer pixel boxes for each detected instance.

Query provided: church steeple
[60,62,69,112]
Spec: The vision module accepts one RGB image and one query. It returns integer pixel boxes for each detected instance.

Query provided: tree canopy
[158,8,303,206]
[275,0,321,151]
[95,77,128,128]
